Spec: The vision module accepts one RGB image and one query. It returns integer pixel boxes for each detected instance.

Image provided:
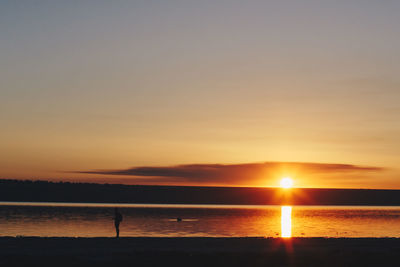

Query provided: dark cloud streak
[76,162,383,184]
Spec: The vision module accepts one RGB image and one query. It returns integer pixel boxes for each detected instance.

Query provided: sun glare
[281,206,292,238]
[280,177,294,189]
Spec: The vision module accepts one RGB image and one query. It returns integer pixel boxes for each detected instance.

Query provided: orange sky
[1,1,400,189]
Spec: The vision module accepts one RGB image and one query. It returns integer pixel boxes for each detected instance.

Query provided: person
[114,208,123,238]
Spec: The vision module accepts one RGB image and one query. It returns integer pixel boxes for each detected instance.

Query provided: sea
[1,202,400,238]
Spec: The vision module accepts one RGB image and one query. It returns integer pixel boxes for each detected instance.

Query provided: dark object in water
[114,208,123,238]
[177,218,182,222]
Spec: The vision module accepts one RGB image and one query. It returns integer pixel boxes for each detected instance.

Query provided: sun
[280,177,294,189]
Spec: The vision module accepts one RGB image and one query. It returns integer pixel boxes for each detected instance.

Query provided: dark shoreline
[3,179,400,205]
[1,237,400,266]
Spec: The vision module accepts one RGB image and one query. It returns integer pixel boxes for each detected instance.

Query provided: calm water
[1,202,400,238]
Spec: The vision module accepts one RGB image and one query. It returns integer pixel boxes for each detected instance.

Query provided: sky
[1,1,400,189]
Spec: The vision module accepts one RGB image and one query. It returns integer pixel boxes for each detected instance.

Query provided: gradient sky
[1,1,400,188]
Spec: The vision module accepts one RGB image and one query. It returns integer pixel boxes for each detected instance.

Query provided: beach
[1,237,399,266]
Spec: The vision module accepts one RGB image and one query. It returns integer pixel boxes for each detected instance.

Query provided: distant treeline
[1,179,400,205]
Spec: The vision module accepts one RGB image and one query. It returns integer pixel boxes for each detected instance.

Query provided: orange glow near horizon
[1,161,397,190]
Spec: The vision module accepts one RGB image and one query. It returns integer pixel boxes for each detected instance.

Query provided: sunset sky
[1,1,400,189]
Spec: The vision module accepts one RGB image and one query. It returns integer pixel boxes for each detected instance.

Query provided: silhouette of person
[114,208,123,238]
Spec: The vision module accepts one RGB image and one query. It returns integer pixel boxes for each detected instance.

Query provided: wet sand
[1,237,400,266]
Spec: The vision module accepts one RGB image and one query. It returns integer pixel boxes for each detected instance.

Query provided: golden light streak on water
[281,206,292,238]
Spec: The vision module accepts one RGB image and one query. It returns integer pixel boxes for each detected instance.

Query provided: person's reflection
[281,206,292,238]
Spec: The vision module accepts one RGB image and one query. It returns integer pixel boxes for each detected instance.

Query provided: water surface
[1,202,400,238]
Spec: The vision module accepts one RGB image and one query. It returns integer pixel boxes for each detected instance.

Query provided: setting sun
[280,177,294,189]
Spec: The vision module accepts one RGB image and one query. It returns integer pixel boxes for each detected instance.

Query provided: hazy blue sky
[1,1,400,188]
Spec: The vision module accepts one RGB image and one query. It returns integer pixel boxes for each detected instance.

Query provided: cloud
[76,162,383,186]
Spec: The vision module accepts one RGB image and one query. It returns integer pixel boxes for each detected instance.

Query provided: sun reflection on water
[281,206,292,238]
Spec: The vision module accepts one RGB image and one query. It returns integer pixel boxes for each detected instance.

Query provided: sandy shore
[1,237,400,266]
